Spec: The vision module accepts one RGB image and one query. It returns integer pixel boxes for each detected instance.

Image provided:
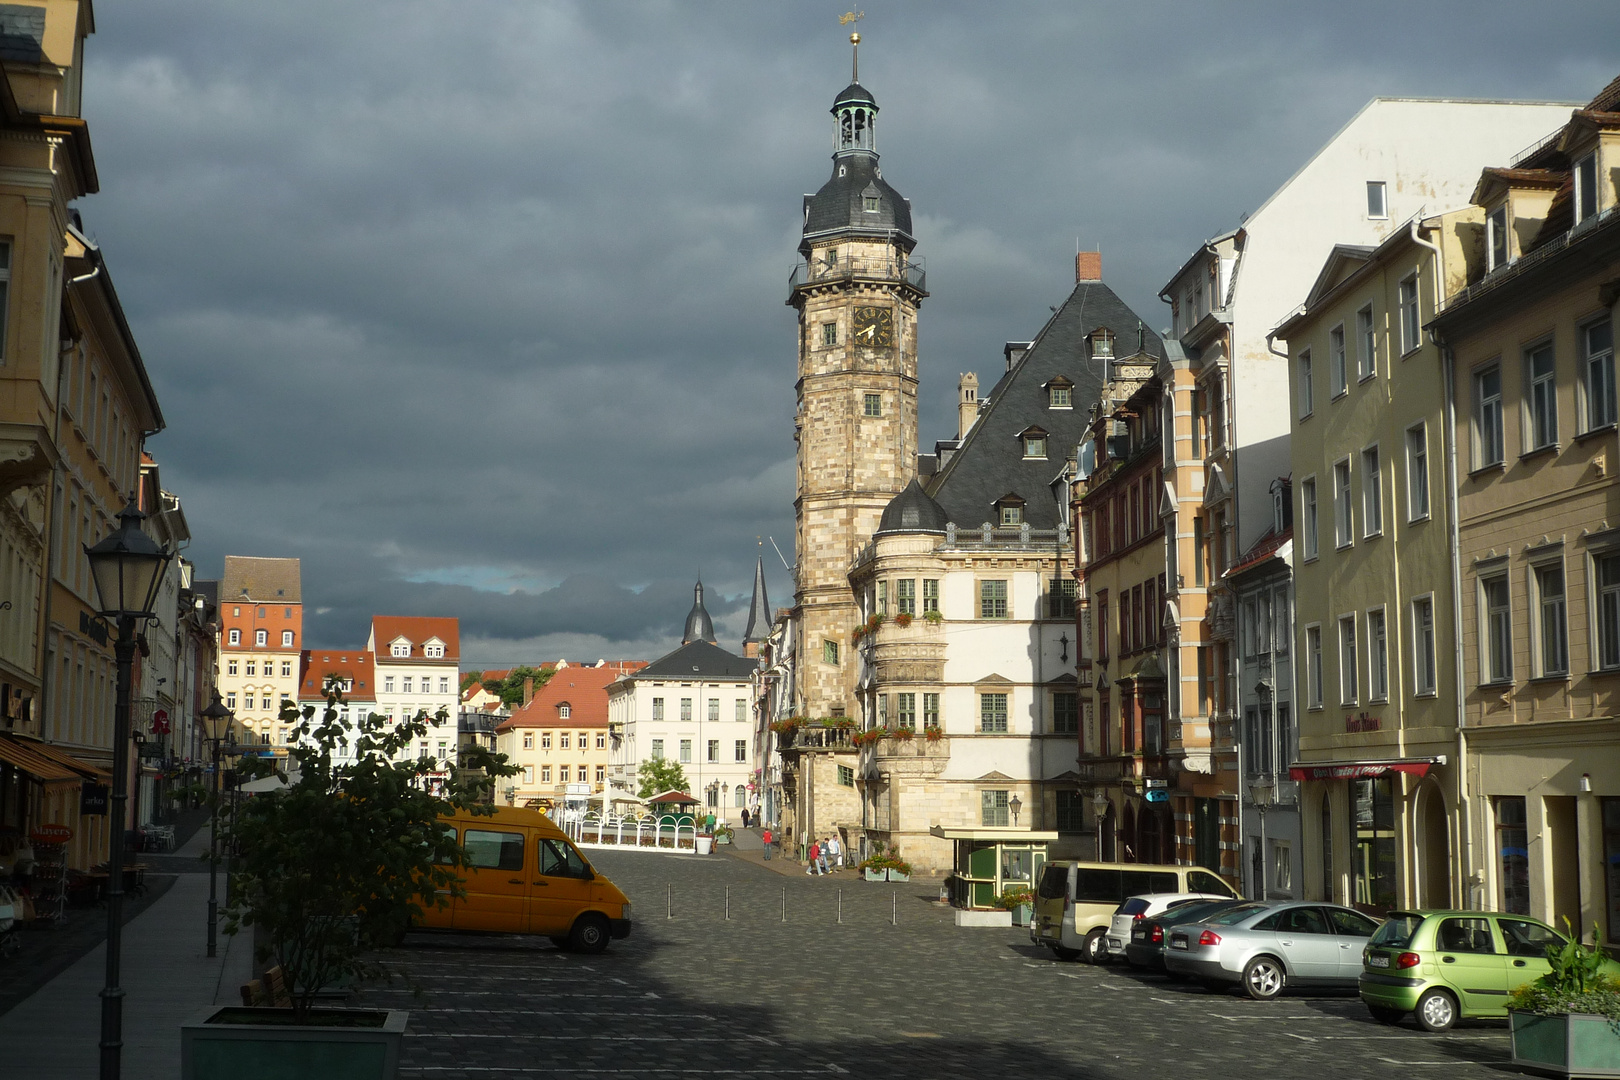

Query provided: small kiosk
[932,826,1058,909]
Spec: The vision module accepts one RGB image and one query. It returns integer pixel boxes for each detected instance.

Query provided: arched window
[734,784,746,808]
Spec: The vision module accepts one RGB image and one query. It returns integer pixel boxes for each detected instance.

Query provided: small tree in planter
[221,682,516,1021]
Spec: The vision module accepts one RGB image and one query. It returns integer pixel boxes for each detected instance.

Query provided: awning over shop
[1288,756,1446,783]
[0,735,86,785]
[929,826,1061,842]
[24,738,110,782]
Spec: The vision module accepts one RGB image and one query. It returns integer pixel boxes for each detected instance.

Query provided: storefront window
[1352,777,1396,913]
[1604,799,1620,943]
[1496,796,1530,916]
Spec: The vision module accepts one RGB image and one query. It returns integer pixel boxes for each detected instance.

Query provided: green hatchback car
[1359,910,1619,1032]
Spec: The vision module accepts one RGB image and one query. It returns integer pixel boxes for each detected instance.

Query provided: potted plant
[924,725,944,743]
[923,609,944,624]
[1509,923,1620,1076]
[891,726,914,742]
[857,843,912,882]
[995,885,1036,927]
[182,683,515,1080]
[894,612,913,628]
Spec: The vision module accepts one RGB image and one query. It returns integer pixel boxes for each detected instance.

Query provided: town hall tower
[788,36,927,718]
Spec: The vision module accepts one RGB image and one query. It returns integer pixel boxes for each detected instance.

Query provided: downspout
[1434,326,1473,911]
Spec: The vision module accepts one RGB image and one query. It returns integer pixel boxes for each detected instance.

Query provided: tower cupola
[833,80,878,157]
[682,579,717,646]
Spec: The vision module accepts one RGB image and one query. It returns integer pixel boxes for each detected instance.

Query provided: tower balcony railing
[789,253,926,293]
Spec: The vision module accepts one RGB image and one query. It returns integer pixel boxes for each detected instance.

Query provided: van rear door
[454,824,531,932]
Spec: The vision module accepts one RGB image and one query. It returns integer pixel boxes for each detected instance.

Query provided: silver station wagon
[1163,901,1383,1000]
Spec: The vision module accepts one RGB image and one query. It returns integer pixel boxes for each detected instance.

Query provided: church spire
[742,556,771,654]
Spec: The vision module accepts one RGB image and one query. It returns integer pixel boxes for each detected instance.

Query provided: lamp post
[1092,789,1110,861]
[1009,792,1023,827]
[200,691,233,958]
[129,729,145,853]
[85,500,173,1080]
[1250,773,1275,900]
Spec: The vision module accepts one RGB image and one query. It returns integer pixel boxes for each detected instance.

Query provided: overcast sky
[80,2,1618,666]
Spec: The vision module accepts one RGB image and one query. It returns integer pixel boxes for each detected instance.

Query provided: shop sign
[1345,712,1381,733]
[30,822,73,844]
[1144,789,1169,803]
[1288,760,1437,782]
[80,781,109,815]
[151,709,170,734]
[78,611,109,646]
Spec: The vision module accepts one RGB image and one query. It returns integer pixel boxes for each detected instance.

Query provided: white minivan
[1031,861,1237,964]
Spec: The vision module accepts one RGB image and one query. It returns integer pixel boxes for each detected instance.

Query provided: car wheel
[1242,955,1286,1000]
[1367,1006,1406,1026]
[1051,945,1081,962]
[1082,929,1109,965]
[1415,988,1457,1033]
[568,913,611,955]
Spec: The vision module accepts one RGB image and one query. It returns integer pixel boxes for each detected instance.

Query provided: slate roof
[681,581,717,645]
[926,278,1161,529]
[633,640,757,682]
[833,81,876,108]
[742,558,771,644]
[0,5,44,63]
[222,556,302,603]
[877,478,948,535]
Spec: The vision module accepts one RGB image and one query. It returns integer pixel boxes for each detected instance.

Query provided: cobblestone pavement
[364,850,1521,1079]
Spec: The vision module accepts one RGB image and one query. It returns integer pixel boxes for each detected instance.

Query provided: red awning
[1288,757,1444,782]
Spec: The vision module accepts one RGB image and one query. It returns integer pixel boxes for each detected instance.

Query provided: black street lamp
[85,500,173,1080]
[200,691,233,958]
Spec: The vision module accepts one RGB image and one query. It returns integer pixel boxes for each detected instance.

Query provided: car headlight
[622,902,631,920]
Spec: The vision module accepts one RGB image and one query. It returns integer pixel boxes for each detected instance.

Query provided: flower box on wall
[1511,1010,1620,1077]
[181,1007,408,1080]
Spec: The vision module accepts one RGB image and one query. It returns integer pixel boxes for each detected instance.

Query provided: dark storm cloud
[80,1,1618,662]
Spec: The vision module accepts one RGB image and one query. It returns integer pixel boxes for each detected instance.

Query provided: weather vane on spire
[839,10,864,82]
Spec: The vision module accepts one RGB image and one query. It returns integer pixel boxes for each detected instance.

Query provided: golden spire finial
[839,11,864,82]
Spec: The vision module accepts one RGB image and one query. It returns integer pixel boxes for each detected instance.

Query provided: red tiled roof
[369,616,460,660]
[1479,167,1565,189]
[494,661,648,733]
[299,650,378,701]
[1226,527,1291,579]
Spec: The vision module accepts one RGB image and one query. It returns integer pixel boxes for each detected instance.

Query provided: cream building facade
[217,556,302,752]
[1431,81,1620,939]
[369,616,460,766]
[498,660,642,808]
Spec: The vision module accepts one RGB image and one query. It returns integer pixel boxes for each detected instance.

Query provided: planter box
[954,908,1012,928]
[887,870,909,882]
[181,1007,407,1080]
[864,868,885,881]
[1011,903,1032,927]
[1511,1010,1620,1078]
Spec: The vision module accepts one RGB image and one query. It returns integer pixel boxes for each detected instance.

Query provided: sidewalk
[0,823,254,1078]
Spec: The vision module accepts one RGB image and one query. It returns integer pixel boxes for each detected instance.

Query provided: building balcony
[776,725,855,753]
[789,253,926,295]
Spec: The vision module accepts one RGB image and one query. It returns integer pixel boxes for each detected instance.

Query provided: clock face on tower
[852,305,895,348]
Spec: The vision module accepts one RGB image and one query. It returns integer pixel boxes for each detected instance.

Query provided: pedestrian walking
[827,833,842,871]
[761,827,773,860]
[816,839,831,875]
[807,840,821,875]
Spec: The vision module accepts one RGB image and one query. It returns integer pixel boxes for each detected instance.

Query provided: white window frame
[1592,548,1620,672]
[1405,422,1430,522]
[1479,569,1513,685]
[1529,555,1569,679]
[1358,305,1376,385]
[1361,444,1382,538]
[1333,458,1353,549]
[1487,205,1509,271]
[1411,594,1437,697]
[1575,152,1599,225]
[1305,623,1323,709]
[1300,476,1319,561]
[1367,606,1388,703]
[1297,348,1314,419]
[1474,362,1504,469]
[281,630,294,647]
[1398,273,1421,358]
[255,629,267,647]
[1331,325,1348,397]
[1338,614,1358,706]
[1366,181,1388,220]
[228,629,240,646]
[1525,339,1558,452]
[1582,319,1616,432]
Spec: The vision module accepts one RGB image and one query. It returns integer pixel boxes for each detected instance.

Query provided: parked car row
[1030,859,1611,1031]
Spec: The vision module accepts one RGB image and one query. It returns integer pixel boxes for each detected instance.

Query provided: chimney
[743,640,759,659]
[1076,251,1101,282]
[957,372,980,440]
[522,676,535,707]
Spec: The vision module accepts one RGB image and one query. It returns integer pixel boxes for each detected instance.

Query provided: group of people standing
[804,834,842,875]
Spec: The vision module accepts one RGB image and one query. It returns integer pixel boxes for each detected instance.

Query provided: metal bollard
[725,885,730,921]
[837,889,842,924]
[892,891,897,926]
[667,883,672,919]
[781,886,786,922]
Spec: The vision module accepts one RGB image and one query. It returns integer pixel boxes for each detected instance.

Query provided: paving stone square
[361,849,1521,1078]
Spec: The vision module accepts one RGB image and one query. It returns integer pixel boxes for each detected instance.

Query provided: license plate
[1170,935,1187,950]
[1368,954,1390,968]
[1132,928,1146,941]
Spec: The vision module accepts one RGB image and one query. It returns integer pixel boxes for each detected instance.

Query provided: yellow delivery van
[418,806,632,952]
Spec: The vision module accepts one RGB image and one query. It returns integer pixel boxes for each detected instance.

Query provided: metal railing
[789,253,926,293]
[565,812,697,851]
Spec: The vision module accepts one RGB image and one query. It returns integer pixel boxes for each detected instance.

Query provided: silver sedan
[1162,901,1382,1000]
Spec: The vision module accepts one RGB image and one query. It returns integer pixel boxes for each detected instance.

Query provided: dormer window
[391,642,410,658]
[863,196,879,213]
[1091,329,1114,359]
[1576,152,1599,224]
[559,703,571,719]
[1047,377,1073,409]
[1487,205,1509,271]
[1019,426,1049,460]
[425,642,445,659]
[996,494,1026,526]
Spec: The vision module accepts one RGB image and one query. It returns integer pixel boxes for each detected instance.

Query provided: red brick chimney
[1076,251,1102,282]
[522,676,534,707]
